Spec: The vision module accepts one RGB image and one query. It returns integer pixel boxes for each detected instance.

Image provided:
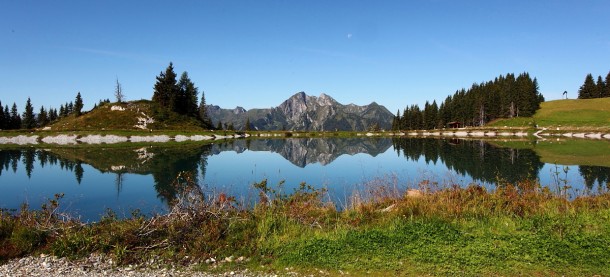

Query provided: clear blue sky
[2,1,610,114]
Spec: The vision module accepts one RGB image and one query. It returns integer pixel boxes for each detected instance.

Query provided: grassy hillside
[488,98,610,130]
[49,100,206,131]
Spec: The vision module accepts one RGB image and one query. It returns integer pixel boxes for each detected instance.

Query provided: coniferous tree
[400,72,543,129]
[177,72,199,116]
[198,90,212,128]
[49,108,58,122]
[10,103,21,129]
[391,110,401,131]
[3,105,10,129]
[604,71,610,98]
[59,104,65,117]
[152,62,178,109]
[74,92,84,116]
[22,98,36,129]
[38,106,48,127]
[596,76,605,98]
[216,121,223,130]
[0,101,5,130]
[578,74,597,99]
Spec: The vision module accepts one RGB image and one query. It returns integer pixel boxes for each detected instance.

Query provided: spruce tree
[177,72,198,116]
[152,62,178,110]
[596,76,605,98]
[602,72,610,97]
[38,106,48,127]
[67,102,74,115]
[22,97,35,129]
[74,92,84,116]
[3,105,10,129]
[199,90,212,128]
[10,103,21,130]
[0,101,5,130]
[578,74,597,99]
[49,108,58,122]
[216,121,223,130]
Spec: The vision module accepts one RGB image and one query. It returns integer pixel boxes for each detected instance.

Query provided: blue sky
[1,1,610,114]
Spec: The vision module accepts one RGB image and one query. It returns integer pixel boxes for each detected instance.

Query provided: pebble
[0,254,288,277]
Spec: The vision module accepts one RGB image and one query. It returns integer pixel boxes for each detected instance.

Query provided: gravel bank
[0,254,278,277]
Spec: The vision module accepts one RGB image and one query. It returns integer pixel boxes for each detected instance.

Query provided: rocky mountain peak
[207,92,393,131]
[233,106,246,114]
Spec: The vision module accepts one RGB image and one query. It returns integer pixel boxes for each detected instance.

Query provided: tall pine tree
[0,101,5,130]
[152,62,178,110]
[22,97,35,129]
[3,105,10,129]
[604,71,610,98]
[578,74,597,99]
[74,92,84,116]
[38,106,49,127]
[177,72,199,116]
[596,76,605,98]
[199,90,212,128]
[10,103,21,129]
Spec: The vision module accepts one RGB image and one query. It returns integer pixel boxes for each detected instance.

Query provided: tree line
[152,62,213,128]
[0,92,84,130]
[392,73,545,130]
[1,62,216,130]
[577,71,610,99]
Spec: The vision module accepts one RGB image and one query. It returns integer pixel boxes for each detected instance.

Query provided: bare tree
[115,78,125,103]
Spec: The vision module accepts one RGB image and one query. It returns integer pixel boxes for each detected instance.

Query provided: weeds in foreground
[1,172,610,276]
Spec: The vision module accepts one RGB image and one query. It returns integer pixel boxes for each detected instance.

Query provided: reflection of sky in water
[0,142,605,222]
[1,162,162,222]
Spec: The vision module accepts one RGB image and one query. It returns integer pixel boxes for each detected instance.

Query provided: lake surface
[1,137,609,221]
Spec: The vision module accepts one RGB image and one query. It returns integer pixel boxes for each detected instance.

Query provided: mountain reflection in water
[1,138,609,221]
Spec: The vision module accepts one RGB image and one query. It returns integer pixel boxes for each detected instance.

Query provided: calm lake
[1,137,609,221]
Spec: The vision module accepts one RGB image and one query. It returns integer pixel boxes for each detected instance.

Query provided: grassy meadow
[1,174,610,276]
[489,98,610,131]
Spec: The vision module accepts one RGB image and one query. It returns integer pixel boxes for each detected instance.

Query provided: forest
[0,63,213,130]
[392,72,545,130]
[577,71,610,99]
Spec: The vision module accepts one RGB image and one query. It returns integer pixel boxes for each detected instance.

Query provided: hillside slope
[488,98,610,130]
[49,100,205,131]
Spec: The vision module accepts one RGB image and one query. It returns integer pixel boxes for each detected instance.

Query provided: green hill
[49,100,206,131]
[488,98,610,131]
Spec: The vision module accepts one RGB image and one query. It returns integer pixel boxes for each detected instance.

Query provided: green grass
[2,175,610,276]
[48,100,206,131]
[487,98,610,131]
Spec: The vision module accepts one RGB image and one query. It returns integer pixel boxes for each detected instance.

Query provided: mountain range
[207,92,393,131]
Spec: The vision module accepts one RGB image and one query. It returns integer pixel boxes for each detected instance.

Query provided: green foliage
[10,103,21,130]
[396,73,544,130]
[2,174,610,276]
[22,98,35,129]
[74,92,84,117]
[37,106,48,127]
[152,62,178,110]
[578,73,604,99]
[0,101,6,130]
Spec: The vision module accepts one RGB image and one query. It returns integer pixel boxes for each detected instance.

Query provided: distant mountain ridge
[207,92,393,131]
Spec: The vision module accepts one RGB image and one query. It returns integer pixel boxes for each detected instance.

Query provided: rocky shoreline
[0,254,283,277]
[2,128,610,146]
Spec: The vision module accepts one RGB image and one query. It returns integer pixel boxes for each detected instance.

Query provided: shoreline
[2,128,610,145]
